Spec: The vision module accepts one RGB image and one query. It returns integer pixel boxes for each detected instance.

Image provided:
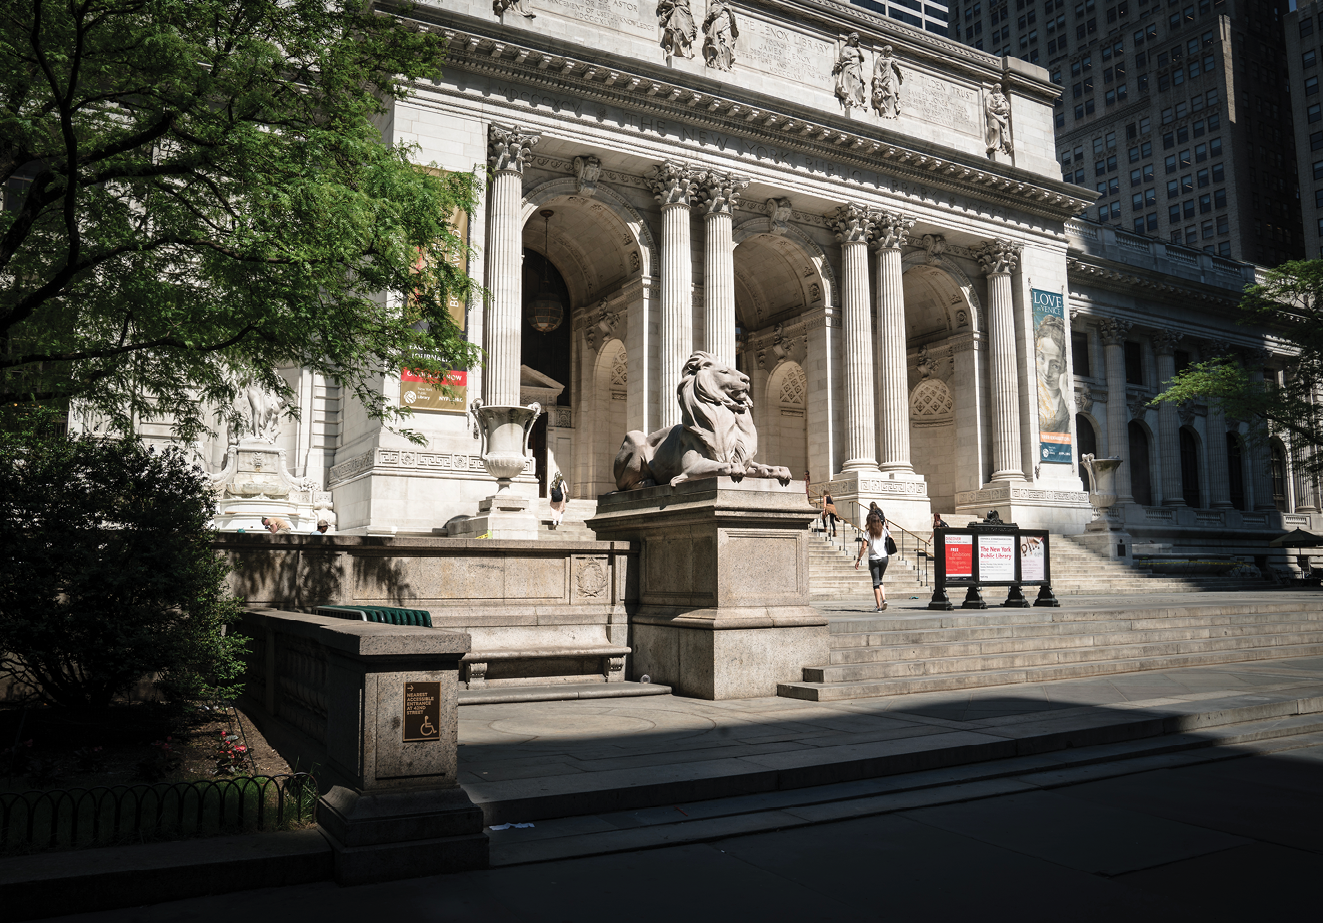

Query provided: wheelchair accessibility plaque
[403,681,441,742]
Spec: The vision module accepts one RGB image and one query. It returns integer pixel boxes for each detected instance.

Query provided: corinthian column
[1099,319,1133,501]
[871,210,916,473]
[486,125,540,406]
[648,161,700,429]
[975,239,1025,482]
[698,171,748,367]
[1154,331,1185,505]
[828,204,880,474]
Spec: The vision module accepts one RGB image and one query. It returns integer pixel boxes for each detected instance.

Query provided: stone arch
[909,378,954,424]
[763,359,808,477]
[520,178,654,309]
[1128,418,1156,506]
[733,219,837,310]
[900,253,982,335]
[1270,435,1290,511]
[1179,424,1205,508]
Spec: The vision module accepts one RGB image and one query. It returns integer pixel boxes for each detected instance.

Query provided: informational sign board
[978,535,1016,581]
[1031,288,1073,464]
[1020,534,1046,582]
[945,534,973,579]
[403,681,441,743]
[398,181,470,414]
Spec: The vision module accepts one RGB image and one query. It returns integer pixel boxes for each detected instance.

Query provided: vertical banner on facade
[1031,288,1072,464]
[945,534,974,579]
[1020,534,1046,582]
[978,535,1016,581]
[400,189,470,414]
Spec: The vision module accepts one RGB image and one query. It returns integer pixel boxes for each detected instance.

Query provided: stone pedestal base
[828,471,932,533]
[447,491,538,540]
[955,481,1093,533]
[588,477,828,700]
[1074,528,1134,565]
[317,786,487,886]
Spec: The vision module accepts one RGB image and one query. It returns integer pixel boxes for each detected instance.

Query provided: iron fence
[0,772,317,854]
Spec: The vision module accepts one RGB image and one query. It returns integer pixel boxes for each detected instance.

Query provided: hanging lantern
[529,209,564,333]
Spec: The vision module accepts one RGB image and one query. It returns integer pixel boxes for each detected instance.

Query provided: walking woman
[822,492,839,538]
[854,511,892,611]
[549,471,569,529]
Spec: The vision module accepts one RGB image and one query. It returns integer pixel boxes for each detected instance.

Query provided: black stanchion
[1004,584,1030,607]
[961,585,988,609]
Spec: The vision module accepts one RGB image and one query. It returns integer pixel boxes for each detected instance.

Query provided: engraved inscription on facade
[907,71,979,136]
[537,0,655,37]
[743,20,830,81]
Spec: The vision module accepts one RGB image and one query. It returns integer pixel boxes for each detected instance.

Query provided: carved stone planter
[1081,454,1122,531]
[447,400,542,540]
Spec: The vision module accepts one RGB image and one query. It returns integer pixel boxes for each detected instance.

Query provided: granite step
[778,640,1323,701]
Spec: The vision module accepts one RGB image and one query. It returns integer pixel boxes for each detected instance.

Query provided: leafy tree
[1,0,480,442]
[0,414,246,711]
[1154,260,1323,477]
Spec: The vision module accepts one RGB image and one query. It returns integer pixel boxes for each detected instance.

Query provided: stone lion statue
[613,351,792,490]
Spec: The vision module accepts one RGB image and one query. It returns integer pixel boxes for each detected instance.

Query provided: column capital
[1200,338,1232,358]
[697,170,750,217]
[648,161,702,207]
[1239,346,1273,367]
[1152,330,1183,356]
[973,238,1021,275]
[828,203,874,244]
[487,124,541,174]
[868,210,916,250]
[1098,318,1132,346]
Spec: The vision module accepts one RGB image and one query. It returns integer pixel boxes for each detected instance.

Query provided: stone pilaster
[698,171,748,367]
[648,161,701,429]
[975,239,1025,482]
[1099,319,1133,502]
[871,209,916,474]
[1154,331,1184,505]
[828,204,880,474]
[486,125,540,407]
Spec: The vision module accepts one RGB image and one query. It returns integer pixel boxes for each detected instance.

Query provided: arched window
[1226,433,1246,510]
[1271,442,1288,512]
[1179,428,1201,507]
[1128,421,1152,506]
[1076,413,1097,491]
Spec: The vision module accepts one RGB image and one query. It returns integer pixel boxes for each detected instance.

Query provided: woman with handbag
[854,511,893,611]
[549,472,569,529]
[822,492,839,538]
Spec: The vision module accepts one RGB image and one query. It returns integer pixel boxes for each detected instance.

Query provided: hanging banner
[399,184,470,414]
[1031,288,1073,464]
[978,535,1016,582]
[1020,534,1046,583]
[945,534,973,578]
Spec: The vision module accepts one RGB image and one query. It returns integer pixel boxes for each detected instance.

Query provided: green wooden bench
[315,605,433,627]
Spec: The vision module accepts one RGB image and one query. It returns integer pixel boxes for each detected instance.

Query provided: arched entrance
[763,361,808,476]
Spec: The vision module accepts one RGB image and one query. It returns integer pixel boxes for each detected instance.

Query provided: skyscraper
[950,0,1302,265]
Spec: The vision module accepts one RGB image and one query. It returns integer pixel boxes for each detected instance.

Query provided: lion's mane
[678,352,757,466]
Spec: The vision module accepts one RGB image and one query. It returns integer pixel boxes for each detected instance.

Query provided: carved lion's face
[683,351,752,413]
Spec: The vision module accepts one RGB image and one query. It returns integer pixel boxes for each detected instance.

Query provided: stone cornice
[394,13,1093,222]
[1065,257,1243,309]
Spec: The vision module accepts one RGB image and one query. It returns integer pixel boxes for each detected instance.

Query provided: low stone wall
[217,534,638,689]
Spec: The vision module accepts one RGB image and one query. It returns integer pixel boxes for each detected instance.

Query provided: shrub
[0,424,246,712]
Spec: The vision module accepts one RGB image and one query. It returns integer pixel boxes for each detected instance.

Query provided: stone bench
[462,645,631,689]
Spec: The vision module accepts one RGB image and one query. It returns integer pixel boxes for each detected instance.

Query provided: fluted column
[1154,331,1185,505]
[828,204,880,473]
[1099,319,1134,502]
[871,210,916,473]
[486,125,540,406]
[975,240,1025,482]
[698,171,748,367]
[648,162,700,429]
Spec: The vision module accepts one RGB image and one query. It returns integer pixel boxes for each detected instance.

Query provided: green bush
[0,424,245,712]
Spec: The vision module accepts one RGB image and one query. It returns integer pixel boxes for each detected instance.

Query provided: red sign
[945,534,973,578]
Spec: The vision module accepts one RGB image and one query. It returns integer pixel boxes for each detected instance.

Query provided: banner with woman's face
[1032,289,1072,464]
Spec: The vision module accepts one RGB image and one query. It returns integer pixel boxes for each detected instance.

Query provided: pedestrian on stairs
[854,511,891,611]
[822,493,839,538]
[549,472,569,529]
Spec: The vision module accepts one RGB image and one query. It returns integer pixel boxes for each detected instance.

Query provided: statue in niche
[228,377,284,445]
[832,33,867,112]
[984,83,1013,157]
[493,0,535,19]
[613,352,791,489]
[871,45,904,119]
[657,0,697,60]
[702,0,738,72]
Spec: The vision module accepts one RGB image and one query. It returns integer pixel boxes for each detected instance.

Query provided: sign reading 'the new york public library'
[1032,288,1072,464]
[399,185,470,414]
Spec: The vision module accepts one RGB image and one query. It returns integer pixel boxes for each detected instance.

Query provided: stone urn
[470,399,541,494]
[1081,453,1123,531]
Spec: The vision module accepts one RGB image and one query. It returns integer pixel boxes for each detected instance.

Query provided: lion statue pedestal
[588,476,827,699]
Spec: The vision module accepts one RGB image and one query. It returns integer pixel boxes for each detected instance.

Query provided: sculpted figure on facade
[832,33,867,112]
[613,352,791,490]
[573,154,602,197]
[229,376,284,445]
[493,0,535,19]
[871,45,904,119]
[702,0,738,72]
[657,0,697,60]
[984,83,1013,156]
[766,197,793,235]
